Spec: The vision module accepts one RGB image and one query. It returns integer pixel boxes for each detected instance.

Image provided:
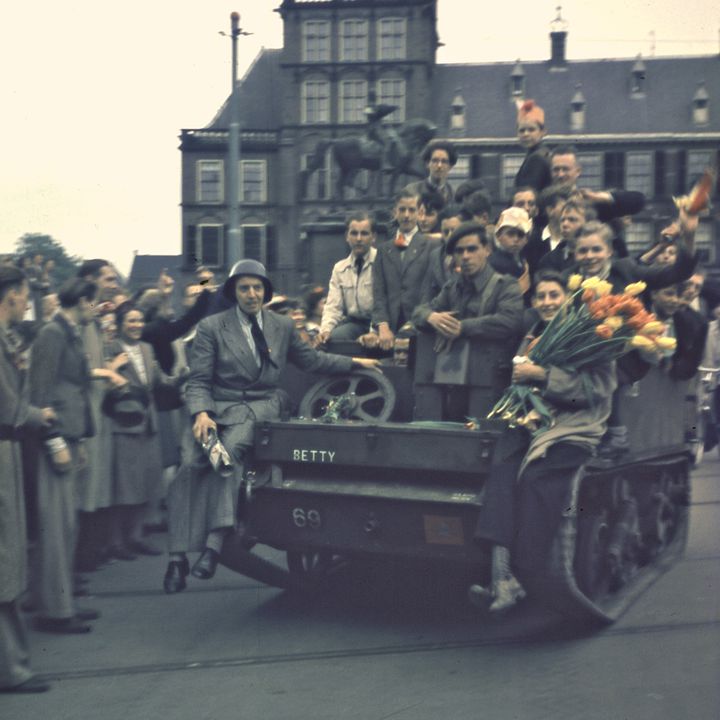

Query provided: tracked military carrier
[223,334,692,626]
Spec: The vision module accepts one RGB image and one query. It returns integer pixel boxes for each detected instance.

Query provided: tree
[15,233,81,286]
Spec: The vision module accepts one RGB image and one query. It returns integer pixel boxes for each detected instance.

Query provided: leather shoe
[75,607,101,621]
[34,616,92,634]
[163,558,190,594]
[0,677,51,694]
[191,548,219,580]
[127,540,162,556]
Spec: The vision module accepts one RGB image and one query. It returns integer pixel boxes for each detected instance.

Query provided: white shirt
[320,247,377,334]
[121,342,148,385]
[542,225,562,252]
[396,226,418,248]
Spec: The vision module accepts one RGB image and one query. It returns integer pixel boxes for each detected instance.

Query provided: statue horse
[300,119,437,201]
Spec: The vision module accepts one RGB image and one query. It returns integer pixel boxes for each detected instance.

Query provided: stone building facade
[177,0,720,293]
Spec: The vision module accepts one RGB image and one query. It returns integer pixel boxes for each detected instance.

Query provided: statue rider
[363,91,401,172]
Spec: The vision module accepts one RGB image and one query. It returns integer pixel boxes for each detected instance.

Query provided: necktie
[355,256,364,274]
[248,313,271,366]
[394,233,407,249]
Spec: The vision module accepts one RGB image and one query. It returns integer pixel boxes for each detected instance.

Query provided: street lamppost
[226,12,251,266]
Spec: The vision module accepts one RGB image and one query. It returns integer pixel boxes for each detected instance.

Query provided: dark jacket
[412,264,524,340]
[515,143,552,193]
[420,244,455,304]
[141,289,211,374]
[669,307,708,381]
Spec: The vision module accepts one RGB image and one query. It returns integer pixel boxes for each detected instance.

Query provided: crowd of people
[2,97,719,693]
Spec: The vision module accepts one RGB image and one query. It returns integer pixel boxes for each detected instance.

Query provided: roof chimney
[549,6,568,68]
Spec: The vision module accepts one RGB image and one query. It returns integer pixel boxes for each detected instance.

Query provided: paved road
[3,456,719,720]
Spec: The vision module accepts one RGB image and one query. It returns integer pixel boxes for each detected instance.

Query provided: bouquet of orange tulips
[487,276,676,434]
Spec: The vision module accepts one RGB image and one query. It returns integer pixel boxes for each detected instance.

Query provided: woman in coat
[105,302,170,559]
[472,271,617,611]
[29,278,98,634]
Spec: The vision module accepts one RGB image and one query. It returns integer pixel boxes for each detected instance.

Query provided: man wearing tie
[372,190,436,350]
[164,260,379,592]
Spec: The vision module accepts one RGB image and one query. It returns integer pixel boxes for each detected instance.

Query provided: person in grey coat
[29,278,98,634]
[164,260,380,593]
[0,268,54,693]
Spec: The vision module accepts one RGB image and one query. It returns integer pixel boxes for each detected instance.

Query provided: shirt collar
[236,306,263,329]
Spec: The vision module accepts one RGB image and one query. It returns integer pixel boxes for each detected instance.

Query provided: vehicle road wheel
[299,370,397,422]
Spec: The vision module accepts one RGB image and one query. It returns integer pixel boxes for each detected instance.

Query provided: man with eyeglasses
[404,140,458,206]
[315,213,378,345]
[412,222,524,341]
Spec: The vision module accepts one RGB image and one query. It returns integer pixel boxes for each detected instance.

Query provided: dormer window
[510,60,525,98]
[450,90,466,132]
[693,81,710,126]
[570,84,586,132]
[631,55,646,96]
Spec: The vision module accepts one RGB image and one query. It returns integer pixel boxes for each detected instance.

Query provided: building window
[302,20,330,63]
[625,152,652,195]
[687,150,713,188]
[301,152,331,201]
[302,80,330,124]
[654,150,666,198]
[604,152,625,189]
[376,78,406,123]
[240,160,267,203]
[378,18,406,60]
[577,153,603,190]
[339,79,368,124]
[340,19,368,62]
[694,222,715,264]
[501,154,525,198]
[196,224,223,267]
[448,155,471,182]
[624,221,652,256]
[196,160,224,203]
[242,225,268,265]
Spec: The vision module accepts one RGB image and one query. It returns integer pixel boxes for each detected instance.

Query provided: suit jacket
[669,307,708,381]
[185,307,354,423]
[372,232,435,331]
[420,243,456,304]
[29,313,93,440]
[515,144,552,193]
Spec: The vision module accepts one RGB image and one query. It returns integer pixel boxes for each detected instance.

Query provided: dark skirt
[111,432,163,506]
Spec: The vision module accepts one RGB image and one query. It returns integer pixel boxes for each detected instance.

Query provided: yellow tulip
[630,334,655,349]
[640,320,664,336]
[605,316,623,330]
[624,281,647,297]
[567,274,583,291]
[581,276,601,290]
[595,280,613,297]
[655,336,677,351]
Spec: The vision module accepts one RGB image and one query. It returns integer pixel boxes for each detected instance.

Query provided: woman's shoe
[163,558,190,594]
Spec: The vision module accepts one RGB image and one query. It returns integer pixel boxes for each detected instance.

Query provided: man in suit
[29,278,98,634]
[372,189,436,350]
[164,260,379,593]
[0,268,54,693]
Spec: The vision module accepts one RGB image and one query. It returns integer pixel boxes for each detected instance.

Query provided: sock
[492,545,511,585]
[205,530,226,554]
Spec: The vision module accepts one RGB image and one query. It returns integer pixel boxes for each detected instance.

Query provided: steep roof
[432,55,720,138]
[208,49,283,130]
